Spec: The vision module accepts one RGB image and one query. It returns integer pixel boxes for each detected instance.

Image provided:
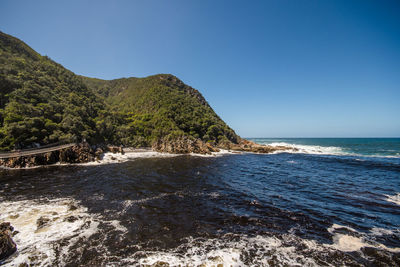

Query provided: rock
[219,138,295,154]
[0,222,13,233]
[94,147,104,160]
[0,222,17,261]
[64,216,78,223]
[152,261,169,267]
[68,204,78,211]
[36,216,50,230]
[107,145,124,154]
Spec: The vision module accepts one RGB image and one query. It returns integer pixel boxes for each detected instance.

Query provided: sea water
[0,138,399,266]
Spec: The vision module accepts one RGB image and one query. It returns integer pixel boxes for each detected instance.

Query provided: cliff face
[0,31,239,153]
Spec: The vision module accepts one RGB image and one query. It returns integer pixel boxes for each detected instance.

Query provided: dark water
[1,149,400,266]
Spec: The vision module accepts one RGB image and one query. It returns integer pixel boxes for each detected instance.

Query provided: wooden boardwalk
[0,143,75,159]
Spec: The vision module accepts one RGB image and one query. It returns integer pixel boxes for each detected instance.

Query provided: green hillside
[0,31,239,151]
[0,31,102,150]
[81,75,239,147]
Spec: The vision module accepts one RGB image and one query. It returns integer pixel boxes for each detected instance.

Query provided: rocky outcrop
[218,138,296,154]
[152,136,294,155]
[152,136,220,154]
[58,142,96,163]
[0,222,17,261]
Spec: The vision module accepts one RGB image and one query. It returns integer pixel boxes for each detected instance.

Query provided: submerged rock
[64,216,78,223]
[0,222,17,261]
[36,216,51,230]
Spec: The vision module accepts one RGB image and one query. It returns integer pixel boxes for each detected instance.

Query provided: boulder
[0,222,17,261]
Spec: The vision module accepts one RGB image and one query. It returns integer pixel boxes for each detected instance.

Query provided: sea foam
[327,224,400,253]
[385,193,400,206]
[0,198,128,266]
[0,198,99,266]
[267,142,350,156]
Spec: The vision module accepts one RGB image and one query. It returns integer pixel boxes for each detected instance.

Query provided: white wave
[385,193,400,206]
[133,234,327,267]
[190,149,237,157]
[370,227,397,236]
[266,142,350,156]
[256,142,400,158]
[327,223,400,253]
[0,198,100,266]
[83,151,178,166]
[121,193,173,213]
[82,149,236,166]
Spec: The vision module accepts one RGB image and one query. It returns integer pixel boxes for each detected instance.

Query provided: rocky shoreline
[152,137,295,155]
[0,139,294,169]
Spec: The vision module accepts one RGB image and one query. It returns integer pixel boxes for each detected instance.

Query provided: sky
[1,0,399,137]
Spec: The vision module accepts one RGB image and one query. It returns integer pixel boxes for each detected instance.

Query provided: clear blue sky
[1,0,399,137]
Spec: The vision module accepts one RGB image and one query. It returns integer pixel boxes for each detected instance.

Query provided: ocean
[0,138,399,266]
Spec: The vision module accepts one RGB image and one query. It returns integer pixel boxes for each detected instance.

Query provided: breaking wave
[385,193,400,206]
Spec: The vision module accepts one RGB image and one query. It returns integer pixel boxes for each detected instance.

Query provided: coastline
[0,139,295,169]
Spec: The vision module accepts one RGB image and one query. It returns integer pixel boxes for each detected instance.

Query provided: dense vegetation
[0,32,102,150]
[0,31,239,151]
[81,75,239,147]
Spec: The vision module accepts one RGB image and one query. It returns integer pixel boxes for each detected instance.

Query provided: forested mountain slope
[0,31,239,151]
[0,31,102,150]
